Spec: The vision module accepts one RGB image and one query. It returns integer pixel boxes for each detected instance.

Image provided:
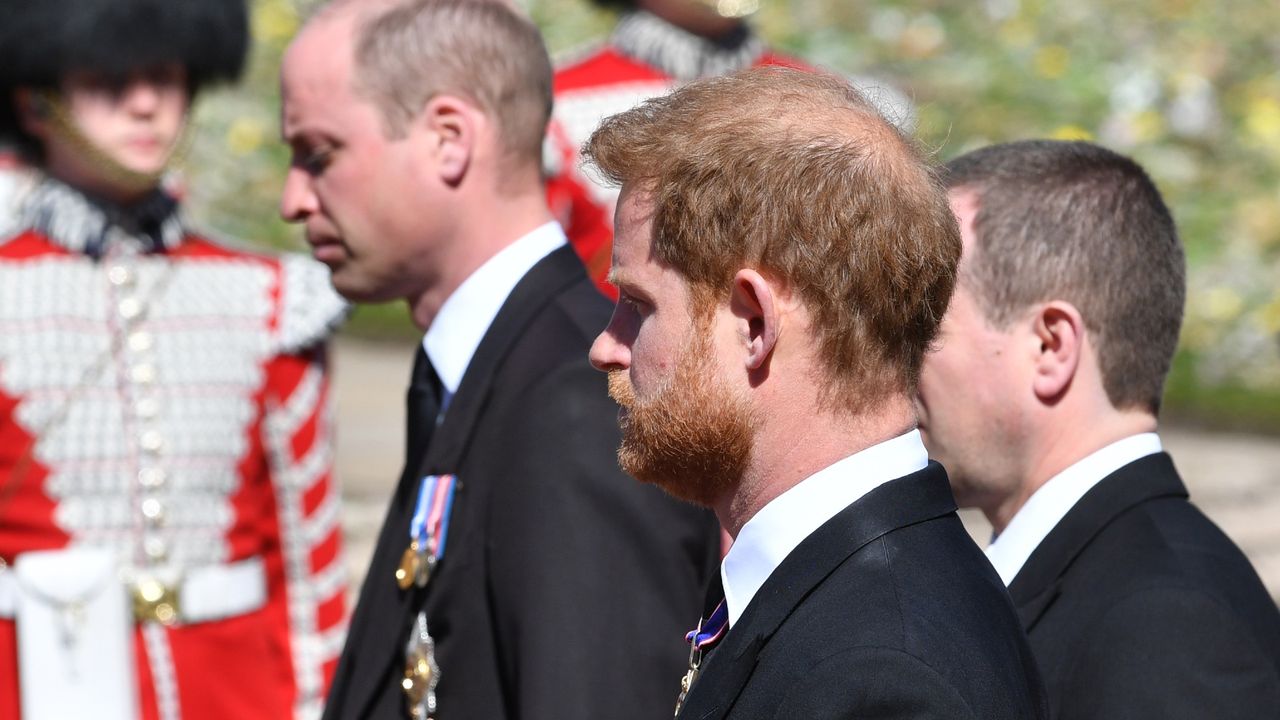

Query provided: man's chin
[618,447,736,508]
[327,272,398,305]
[633,471,729,509]
[112,146,173,179]
[944,470,986,510]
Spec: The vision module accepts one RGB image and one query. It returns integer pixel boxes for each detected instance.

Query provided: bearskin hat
[0,0,249,151]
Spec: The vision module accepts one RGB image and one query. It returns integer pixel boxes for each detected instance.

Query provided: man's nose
[589,321,630,373]
[279,167,317,223]
[121,80,163,116]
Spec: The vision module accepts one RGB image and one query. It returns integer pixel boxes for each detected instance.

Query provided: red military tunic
[546,11,810,296]
[0,177,349,720]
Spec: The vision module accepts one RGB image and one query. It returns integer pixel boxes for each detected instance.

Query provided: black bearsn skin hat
[0,0,249,149]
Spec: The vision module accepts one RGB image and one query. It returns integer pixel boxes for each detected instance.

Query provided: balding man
[279,2,719,718]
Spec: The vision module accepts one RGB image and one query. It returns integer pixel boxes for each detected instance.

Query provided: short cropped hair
[583,67,960,411]
[945,140,1186,414]
[350,0,552,168]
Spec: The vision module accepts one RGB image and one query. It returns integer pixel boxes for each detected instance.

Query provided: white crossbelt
[0,555,267,625]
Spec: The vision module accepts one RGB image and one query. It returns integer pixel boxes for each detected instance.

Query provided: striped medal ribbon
[674,599,728,716]
[400,474,457,720]
[396,474,458,591]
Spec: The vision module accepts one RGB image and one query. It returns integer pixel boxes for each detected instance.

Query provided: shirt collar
[610,10,766,82]
[720,429,929,626]
[985,432,1163,586]
[422,222,566,399]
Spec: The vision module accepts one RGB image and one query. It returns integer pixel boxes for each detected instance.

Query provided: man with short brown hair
[586,66,1046,719]
[280,1,720,718]
[918,139,1280,719]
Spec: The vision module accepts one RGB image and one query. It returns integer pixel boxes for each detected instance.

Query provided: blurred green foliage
[180,0,1280,429]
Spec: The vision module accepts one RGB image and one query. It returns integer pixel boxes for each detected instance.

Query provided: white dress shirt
[422,222,566,410]
[985,432,1164,586]
[720,430,930,626]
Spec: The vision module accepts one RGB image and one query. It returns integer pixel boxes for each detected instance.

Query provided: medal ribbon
[674,600,729,716]
[410,474,457,561]
[684,599,728,650]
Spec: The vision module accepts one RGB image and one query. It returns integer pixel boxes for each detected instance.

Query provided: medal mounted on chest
[674,599,728,716]
[397,473,457,719]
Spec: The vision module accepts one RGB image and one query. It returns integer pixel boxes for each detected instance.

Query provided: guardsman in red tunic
[0,1,349,718]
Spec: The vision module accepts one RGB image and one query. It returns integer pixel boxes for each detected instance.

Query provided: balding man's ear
[420,94,478,185]
[1030,301,1084,402]
[730,269,781,374]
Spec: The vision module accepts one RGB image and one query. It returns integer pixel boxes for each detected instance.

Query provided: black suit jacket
[323,246,721,720]
[677,463,1047,720]
[1009,452,1280,719]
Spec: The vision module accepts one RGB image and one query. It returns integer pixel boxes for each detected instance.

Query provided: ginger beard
[607,317,754,507]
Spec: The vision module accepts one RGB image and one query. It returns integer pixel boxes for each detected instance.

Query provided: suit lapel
[679,464,958,720]
[342,245,589,718]
[336,427,432,718]
[418,245,586,475]
[1008,453,1188,630]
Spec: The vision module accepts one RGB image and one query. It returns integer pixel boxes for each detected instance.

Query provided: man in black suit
[583,67,1047,719]
[279,1,720,718]
[918,139,1280,718]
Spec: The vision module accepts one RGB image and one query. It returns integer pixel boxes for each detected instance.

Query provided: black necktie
[701,571,726,621]
[696,572,729,660]
[406,347,443,461]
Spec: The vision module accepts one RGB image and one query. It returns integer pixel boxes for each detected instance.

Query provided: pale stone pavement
[332,338,1280,600]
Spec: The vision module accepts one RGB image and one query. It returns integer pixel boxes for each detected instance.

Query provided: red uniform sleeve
[262,345,348,720]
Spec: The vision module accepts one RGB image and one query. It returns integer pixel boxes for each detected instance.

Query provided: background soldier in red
[0,1,349,718]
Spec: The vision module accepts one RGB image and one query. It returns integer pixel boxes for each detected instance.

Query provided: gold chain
[38,90,196,196]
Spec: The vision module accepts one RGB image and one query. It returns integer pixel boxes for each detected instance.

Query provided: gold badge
[403,612,441,719]
[402,646,434,704]
[396,540,421,590]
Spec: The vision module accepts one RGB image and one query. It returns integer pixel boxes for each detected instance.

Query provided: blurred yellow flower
[1203,287,1245,322]
[254,0,300,44]
[1050,125,1094,141]
[1245,96,1280,149]
[998,18,1035,49]
[1132,110,1166,142]
[1034,45,1070,80]
[1257,296,1280,334]
[1180,319,1214,352]
[226,118,266,156]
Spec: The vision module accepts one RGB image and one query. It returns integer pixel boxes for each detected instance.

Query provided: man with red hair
[586,67,1044,718]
